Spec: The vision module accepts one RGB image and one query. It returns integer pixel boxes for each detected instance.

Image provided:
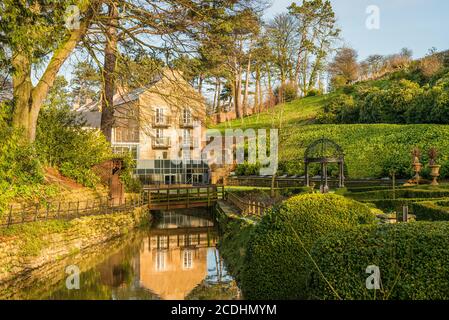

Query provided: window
[157,235,169,249]
[156,251,166,271]
[156,108,164,123]
[183,129,191,144]
[114,127,139,143]
[112,145,138,162]
[182,108,192,124]
[156,128,164,138]
[183,250,193,269]
[182,149,191,160]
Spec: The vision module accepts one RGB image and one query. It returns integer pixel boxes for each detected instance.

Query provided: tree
[364,54,384,79]
[71,61,101,107]
[419,48,443,78]
[267,13,298,91]
[289,0,340,95]
[328,47,359,88]
[251,32,273,112]
[81,0,266,137]
[1,0,98,142]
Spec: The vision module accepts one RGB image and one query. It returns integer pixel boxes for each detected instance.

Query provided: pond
[16,210,240,300]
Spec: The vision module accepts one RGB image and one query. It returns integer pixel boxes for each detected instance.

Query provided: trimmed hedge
[240,194,376,300]
[410,201,449,221]
[345,185,400,193]
[308,222,449,300]
[364,198,447,212]
[348,188,449,201]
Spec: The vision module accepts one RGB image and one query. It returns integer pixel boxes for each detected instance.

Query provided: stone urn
[429,165,441,186]
[413,162,422,184]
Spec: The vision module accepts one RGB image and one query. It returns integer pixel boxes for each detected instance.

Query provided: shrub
[240,194,376,299]
[308,222,449,300]
[36,105,112,187]
[274,83,298,103]
[322,71,449,125]
[234,161,261,176]
[410,201,449,221]
[306,89,322,97]
[0,103,44,217]
[318,94,358,124]
[116,153,142,192]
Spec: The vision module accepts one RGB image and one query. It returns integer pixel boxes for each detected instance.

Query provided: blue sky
[266,0,449,60]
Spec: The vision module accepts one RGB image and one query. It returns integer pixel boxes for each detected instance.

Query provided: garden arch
[304,138,345,192]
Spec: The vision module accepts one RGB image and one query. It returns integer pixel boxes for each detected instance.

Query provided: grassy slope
[213,95,327,131]
[210,95,449,179]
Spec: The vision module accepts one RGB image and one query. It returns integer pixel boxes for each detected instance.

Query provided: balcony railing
[152,137,171,149]
[180,137,200,149]
[179,118,195,128]
[152,116,171,128]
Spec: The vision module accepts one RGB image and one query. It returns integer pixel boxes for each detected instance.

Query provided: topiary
[308,222,449,300]
[240,193,376,299]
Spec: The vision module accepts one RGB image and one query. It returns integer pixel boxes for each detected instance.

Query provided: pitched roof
[75,73,164,112]
[78,111,102,129]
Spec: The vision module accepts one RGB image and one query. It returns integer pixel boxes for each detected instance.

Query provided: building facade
[78,70,210,186]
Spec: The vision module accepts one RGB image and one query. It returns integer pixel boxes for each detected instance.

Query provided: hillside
[210,51,449,180]
[213,95,328,131]
[210,95,449,180]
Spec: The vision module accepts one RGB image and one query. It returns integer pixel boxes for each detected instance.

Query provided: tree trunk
[267,63,273,110]
[254,67,259,113]
[12,18,90,142]
[242,52,252,117]
[101,3,119,143]
[12,53,33,137]
[233,59,242,119]
[217,78,221,112]
[198,74,204,94]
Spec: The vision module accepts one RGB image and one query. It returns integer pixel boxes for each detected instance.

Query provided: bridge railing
[144,185,224,210]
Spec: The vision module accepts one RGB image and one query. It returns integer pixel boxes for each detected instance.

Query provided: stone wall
[0,207,150,298]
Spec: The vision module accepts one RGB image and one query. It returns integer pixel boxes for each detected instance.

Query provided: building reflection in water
[33,211,233,300]
[138,211,222,300]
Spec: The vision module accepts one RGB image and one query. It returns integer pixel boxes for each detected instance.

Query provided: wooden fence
[1,193,146,228]
[227,176,408,188]
[225,191,269,216]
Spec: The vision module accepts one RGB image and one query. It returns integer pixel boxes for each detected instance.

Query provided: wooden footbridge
[143,185,225,211]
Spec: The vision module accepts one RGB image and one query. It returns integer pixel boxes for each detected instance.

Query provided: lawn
[212,95,329,131]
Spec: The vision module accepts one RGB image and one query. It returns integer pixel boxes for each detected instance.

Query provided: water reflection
[33,211,238,300]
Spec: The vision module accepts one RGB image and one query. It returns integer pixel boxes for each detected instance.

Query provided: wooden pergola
[304,138,345,192]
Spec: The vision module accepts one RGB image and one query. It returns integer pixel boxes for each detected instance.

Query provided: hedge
[364,198,447,212]
[410,201,449,221]
[240,194,376,300]
[308,222,449,300]
[347,188,449,201]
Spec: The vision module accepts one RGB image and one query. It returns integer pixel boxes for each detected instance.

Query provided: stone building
[77,70,210,185]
